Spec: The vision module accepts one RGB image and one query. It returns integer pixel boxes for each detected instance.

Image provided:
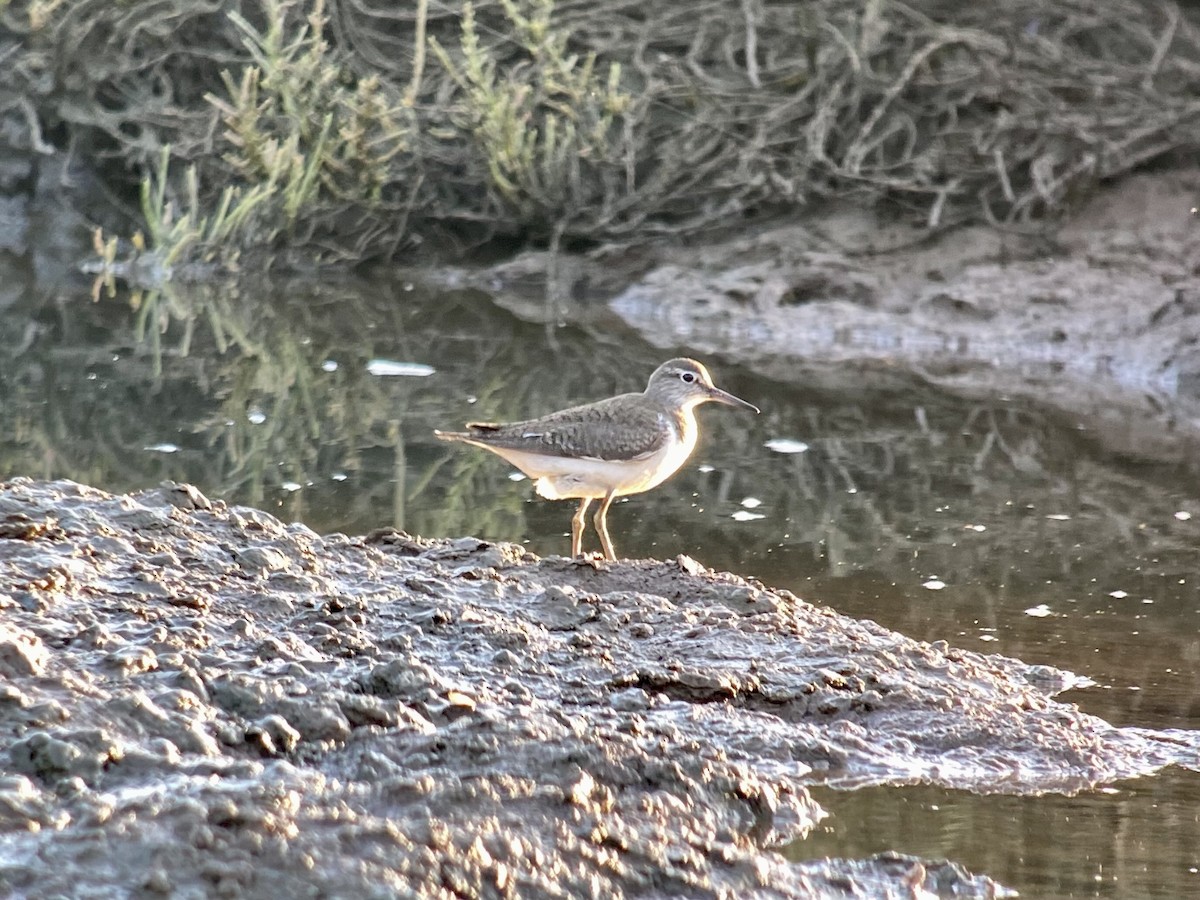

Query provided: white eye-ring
[681,371,696,383]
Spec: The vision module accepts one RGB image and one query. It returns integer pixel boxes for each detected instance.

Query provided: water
[3,261,1199,897]
[797,771,1200,898]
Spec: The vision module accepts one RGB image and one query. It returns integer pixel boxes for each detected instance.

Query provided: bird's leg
[571,498,593,557]
[593,490,618,561]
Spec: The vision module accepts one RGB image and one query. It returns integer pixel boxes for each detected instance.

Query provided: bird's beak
[708,385,760,414]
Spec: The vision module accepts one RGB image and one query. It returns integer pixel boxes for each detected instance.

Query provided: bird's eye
[680,372,696,383]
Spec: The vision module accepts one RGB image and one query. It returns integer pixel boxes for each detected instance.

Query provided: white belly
[487,425,696,500]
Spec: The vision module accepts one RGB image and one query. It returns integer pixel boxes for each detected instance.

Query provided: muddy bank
[2,479,1197,897]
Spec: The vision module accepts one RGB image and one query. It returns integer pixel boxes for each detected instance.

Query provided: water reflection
[796,769,1200,899]
[2,260,1200,896]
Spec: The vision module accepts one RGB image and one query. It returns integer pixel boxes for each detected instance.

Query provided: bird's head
[645,358,760,413]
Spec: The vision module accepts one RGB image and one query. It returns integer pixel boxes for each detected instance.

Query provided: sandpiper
[434,358,759,560]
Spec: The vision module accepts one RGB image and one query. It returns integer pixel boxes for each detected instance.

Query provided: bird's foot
[569,551,607,569]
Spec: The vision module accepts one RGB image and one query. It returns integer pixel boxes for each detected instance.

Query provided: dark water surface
[3,261,1199,897]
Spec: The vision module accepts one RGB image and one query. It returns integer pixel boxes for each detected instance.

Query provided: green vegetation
[5,0,1200,279]
[430,0,636,236]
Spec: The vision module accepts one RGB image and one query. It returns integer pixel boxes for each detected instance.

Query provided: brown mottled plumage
[435,358,758,560]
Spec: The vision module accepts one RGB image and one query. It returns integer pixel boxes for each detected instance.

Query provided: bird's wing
[464,395,668,462]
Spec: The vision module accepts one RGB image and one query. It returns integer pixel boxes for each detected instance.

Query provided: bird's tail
[434,423,499,443]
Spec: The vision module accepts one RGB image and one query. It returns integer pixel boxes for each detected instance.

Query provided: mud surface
[3,479,1198,897]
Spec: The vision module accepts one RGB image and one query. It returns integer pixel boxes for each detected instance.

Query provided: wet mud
[3,479,1197,897]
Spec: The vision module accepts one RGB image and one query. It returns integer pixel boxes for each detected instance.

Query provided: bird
[434,357,759,560]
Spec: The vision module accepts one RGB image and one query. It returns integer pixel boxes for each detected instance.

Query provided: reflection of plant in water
[2,271,653,541]
[161,280,430,518]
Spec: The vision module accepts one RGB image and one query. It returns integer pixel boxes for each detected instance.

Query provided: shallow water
[798,770,1200,899]
[2,257,1199,897]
